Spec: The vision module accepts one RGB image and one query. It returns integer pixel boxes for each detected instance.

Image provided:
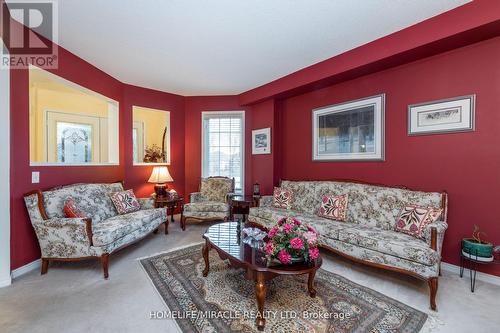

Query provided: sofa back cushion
[42,182,124,223]
[280,180,443,230]
[200,177,234,202]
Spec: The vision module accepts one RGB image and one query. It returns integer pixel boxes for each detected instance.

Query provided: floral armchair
[181,177,235,230]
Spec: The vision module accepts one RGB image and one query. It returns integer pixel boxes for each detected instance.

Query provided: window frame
[201,111,245,193]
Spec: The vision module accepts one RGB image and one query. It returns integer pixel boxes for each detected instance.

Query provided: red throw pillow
[318,194,349,222]
[110,189,141,215]
[63,198,87,218]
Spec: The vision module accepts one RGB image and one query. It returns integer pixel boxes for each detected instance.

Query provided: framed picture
[312,94,385,161]
[408,95,475,135]
[252,128,271,155]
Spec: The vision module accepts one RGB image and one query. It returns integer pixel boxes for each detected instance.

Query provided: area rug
[140,244,429,333]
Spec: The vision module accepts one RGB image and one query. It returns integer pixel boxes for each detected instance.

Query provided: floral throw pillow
[395,205,443,239]
[318,194,349,222]
[109,189,141,215]
[273,187,293,209]
[63,198,87,218]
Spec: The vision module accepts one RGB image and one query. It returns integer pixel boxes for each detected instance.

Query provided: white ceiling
[21,0,471,95]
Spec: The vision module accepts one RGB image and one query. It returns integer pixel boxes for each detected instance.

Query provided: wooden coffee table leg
[308,269,317,298]
[255,272,266,331]
[202,240,210,277]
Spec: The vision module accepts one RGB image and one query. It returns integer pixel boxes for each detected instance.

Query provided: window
[202,112,244,192]
[29,66,119,165]
[56,122,92,163]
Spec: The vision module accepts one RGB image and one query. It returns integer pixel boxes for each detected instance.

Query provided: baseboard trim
[441,261,500,286]
[0,275,11,287]
[11,259,41,279]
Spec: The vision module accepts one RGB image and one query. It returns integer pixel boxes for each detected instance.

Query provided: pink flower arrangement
[264,217,320,264]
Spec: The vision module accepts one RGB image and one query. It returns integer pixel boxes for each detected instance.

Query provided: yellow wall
[29,69,111,162]
[133,106,170,162]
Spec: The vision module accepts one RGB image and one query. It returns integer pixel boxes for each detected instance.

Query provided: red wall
[122,85,185,198]
[249,99,282,195]
[278,37,500,274]
[184,96,252,197]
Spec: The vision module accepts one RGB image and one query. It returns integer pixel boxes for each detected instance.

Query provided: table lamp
[148,166,173,198]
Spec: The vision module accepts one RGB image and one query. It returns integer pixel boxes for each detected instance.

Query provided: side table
[154,196,184,234]
[228,195,259,222]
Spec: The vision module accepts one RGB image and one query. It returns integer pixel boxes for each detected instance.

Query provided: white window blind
[202,112,244,192]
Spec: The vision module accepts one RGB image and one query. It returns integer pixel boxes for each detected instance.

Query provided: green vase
[462,238,493,258]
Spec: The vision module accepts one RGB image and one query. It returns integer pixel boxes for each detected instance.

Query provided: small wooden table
[202,222,322,331]
[228,195,260,222]
[154,196,184,231]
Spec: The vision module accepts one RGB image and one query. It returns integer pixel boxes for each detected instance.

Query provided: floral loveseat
[24,182,167,278]
[248,180,448,310]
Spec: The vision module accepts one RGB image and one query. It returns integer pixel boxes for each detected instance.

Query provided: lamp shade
[148,166,173,184]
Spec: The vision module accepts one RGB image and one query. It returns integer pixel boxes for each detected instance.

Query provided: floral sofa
[248,180,448,310]
[24,182,167,278]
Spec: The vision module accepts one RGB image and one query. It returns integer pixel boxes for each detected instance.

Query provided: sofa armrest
[137,197,155,210]
[424,220,448,254]
[32,217,94,258]
[190,192,206,203]
[259,195,273,207]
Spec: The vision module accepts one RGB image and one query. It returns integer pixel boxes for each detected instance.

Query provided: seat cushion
[294,213,349,241]
[248,208,348,241]
[183,201,229,213]
[338,224,439,266]
[92,208,165,246]
[248,206,297,223]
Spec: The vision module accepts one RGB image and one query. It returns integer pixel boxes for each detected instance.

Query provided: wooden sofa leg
[181,216,186,231]
[164,220,169,235]
[41,258,49,275]
[428,277,438,310]
[101,254,109,279]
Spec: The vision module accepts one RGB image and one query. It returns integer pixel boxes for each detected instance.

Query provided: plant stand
[459,242,499,292]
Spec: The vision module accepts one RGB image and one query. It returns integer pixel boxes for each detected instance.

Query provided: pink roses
[268,226,279,238]
[282,223,293,234]
[278,249,292,264]
[308,247,320,260]
[290,237,304,249]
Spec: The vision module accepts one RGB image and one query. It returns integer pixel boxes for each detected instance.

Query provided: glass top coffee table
[202,221,322,331]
